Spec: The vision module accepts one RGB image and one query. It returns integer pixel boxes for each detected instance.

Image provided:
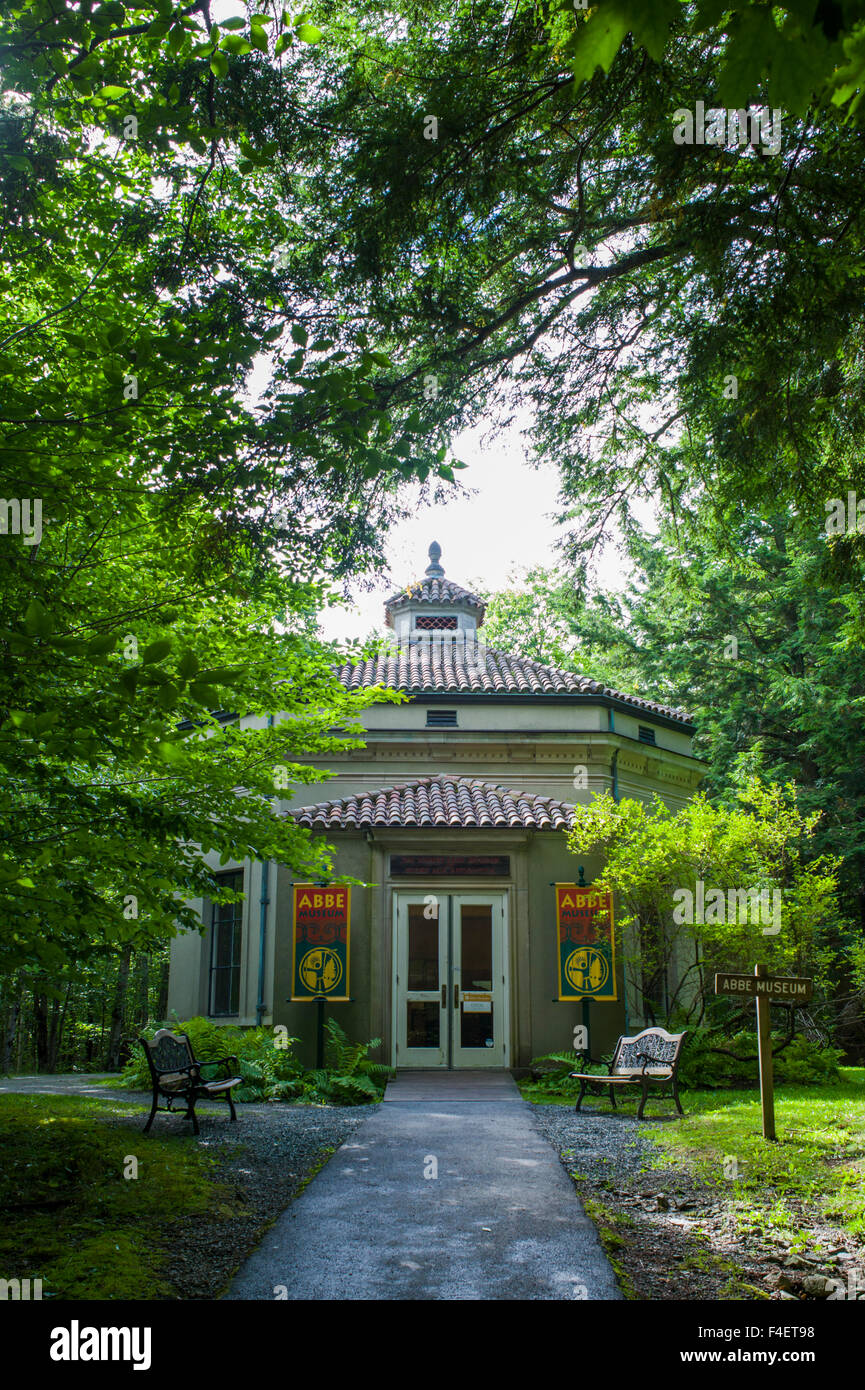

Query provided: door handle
[441,983,447,1008]
[453,983,459,1009]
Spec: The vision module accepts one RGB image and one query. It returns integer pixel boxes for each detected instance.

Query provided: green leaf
[567,3,632,85]
[291,324,309,346]
[716,9,779,108]
[250,25,269,52]
[24,600,53,637]
[155,741,186,763]
[629,0,677,63]
[156,682,181,709]
[296,22,323,44]
[96,85,129,99]
[210,51,229,78]
[189,683,220,705]
[177,650,199,679]
[142,639,173,664]
[196,667,241,685]
[118,668,138,698]
[221,34,252,54]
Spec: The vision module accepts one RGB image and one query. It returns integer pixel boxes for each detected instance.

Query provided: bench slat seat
[570,1073,643,1084]
[570,1027,687,1119]
[139,1029,242,1136]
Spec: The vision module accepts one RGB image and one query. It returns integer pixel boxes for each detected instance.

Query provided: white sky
[318,420,631,646]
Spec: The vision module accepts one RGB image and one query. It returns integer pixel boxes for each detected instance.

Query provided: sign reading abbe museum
[714,964,814,1142]
[715,972,813,1001]
[291,885,351,1001]
[555,884,617,1001]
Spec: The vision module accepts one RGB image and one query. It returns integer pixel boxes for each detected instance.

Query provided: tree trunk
[105,945,132,1072]
[156,955,170,1023]
[48,984,72,1072]
[136,953,150,1026]
[33,990,50,1072]
[2,988,21,1073]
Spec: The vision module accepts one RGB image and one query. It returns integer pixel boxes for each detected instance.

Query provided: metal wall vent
[426,710,458,727]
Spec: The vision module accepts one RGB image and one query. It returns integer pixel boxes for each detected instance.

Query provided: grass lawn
[643,1068,865,1245]
[0,1093,241,1299]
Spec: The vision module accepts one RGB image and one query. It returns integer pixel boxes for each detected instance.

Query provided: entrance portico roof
[291,774,575,831]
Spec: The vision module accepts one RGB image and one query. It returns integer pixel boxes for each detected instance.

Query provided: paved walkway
[226,1070,622,1301]
[0,1073,258,1115]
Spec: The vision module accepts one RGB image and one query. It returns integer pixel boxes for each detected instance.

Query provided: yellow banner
[555,883,617,1001]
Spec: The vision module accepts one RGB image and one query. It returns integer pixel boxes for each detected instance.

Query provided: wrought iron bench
[140,1029,242,1136]
[571,1026,687,1119]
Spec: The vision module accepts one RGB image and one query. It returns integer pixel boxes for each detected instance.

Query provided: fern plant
[304,1019,395,1105]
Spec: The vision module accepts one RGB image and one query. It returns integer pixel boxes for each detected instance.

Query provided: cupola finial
[425,540,444,578]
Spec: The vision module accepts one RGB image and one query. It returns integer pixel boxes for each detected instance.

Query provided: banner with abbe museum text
[291,885,350,1001]
[555,884,617,1001]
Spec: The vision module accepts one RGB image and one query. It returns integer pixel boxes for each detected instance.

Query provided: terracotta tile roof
[336,640,691,723]
[291,776,575,831]
[384,576,486,625]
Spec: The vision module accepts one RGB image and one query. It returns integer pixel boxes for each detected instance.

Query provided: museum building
[167,543,704,1069]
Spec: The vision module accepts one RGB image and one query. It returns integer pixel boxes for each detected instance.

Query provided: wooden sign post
[714,964,813,1143]
[754,963,776,1141]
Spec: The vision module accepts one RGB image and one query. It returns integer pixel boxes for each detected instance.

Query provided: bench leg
[575,1078,587,1113]
[608,1085,617,1110]
[143,1093,158,1133]
[227,1090,238,1123]
[672,1076,684,1116]
[637,1076,650,1120]
[186,1100,200,1136]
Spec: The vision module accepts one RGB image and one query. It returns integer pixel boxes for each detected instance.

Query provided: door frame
[391,888,510,1069]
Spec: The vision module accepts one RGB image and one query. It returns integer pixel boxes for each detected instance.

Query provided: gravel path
[529,1105,651,1186]
[147,1102,370,1298]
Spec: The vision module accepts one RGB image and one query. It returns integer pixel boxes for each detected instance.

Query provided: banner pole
[315,995,326,1070]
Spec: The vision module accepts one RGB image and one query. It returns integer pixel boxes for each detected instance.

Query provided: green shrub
[303,1018,395,1105]
[676,1030,843,1090]
[126,1016,392,1105]
[525,1030,842,1097]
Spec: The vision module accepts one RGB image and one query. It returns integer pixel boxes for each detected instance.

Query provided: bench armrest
[197,1054,239,1079]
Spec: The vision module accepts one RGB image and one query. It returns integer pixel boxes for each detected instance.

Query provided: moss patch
[580,1195,638,1299]
[0,1094,241,1299]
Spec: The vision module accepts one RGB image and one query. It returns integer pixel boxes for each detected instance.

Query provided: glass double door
[394,893,507,1068]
